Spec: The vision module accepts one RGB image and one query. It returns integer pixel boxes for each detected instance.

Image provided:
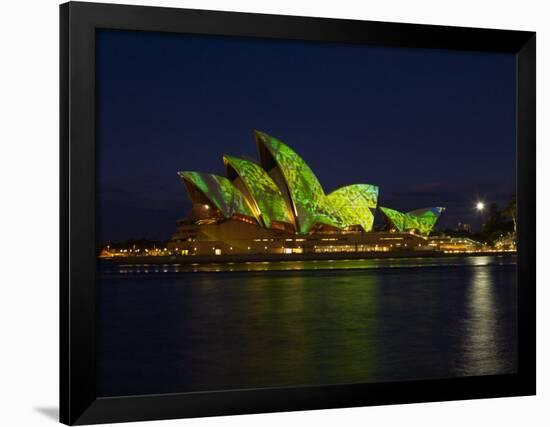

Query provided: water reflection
[457,258,517,377]
[96,256,517,397]
[467,256,492,267]
[104,255,516,275]
[167,272,380,391]
[460,266,501,375]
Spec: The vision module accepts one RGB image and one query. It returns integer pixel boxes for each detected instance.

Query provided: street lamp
[475,201,487,246]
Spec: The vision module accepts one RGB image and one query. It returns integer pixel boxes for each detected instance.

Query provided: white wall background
[0,0,547,425]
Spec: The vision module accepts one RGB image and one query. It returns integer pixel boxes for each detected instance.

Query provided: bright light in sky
[476,201,485,211]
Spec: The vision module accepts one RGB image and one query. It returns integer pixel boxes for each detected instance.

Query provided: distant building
[456,222,471,233]
[168,131,445,256]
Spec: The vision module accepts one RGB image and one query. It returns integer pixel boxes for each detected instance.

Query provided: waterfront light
[476,201,485,211]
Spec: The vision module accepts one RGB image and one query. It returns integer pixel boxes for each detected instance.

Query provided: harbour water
[97,255,517,396]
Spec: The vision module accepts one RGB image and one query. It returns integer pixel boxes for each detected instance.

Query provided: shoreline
[100,250,516,266]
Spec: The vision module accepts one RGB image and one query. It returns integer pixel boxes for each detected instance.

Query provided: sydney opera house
[168,131,445,256]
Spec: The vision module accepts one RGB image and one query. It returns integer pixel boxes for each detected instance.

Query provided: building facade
[168,131,444,256]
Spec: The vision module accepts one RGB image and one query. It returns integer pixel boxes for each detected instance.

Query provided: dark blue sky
[96,30,516,242]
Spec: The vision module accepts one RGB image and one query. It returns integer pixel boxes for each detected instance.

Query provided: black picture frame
[60,1,536,425]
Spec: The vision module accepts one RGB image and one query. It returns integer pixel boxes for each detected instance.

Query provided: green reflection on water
[183,272,379,389]
[97,256,517,395]
[113,255,515,275]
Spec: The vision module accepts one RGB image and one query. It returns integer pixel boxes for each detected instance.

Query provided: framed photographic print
[60,1,536,425]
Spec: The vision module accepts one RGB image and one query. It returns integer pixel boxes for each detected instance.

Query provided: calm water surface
[97,255,517,396]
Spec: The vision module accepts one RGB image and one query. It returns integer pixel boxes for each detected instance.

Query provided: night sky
[96,30,516,243]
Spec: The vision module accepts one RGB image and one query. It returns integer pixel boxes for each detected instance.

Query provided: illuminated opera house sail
[169,131,444,255]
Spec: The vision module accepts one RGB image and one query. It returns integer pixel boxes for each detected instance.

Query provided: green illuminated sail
[327,184,379,231]
[379,206,444,235]
[255,130,343,234]
[223,155,294,228]
[178,171,256,220]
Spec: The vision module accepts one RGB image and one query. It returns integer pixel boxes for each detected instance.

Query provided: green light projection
[327,184,379,231]
[255,130,343,234]
[223,155,294,228]
[379,206,444,235]
[178,171,256,220]
[177,130,444,236]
